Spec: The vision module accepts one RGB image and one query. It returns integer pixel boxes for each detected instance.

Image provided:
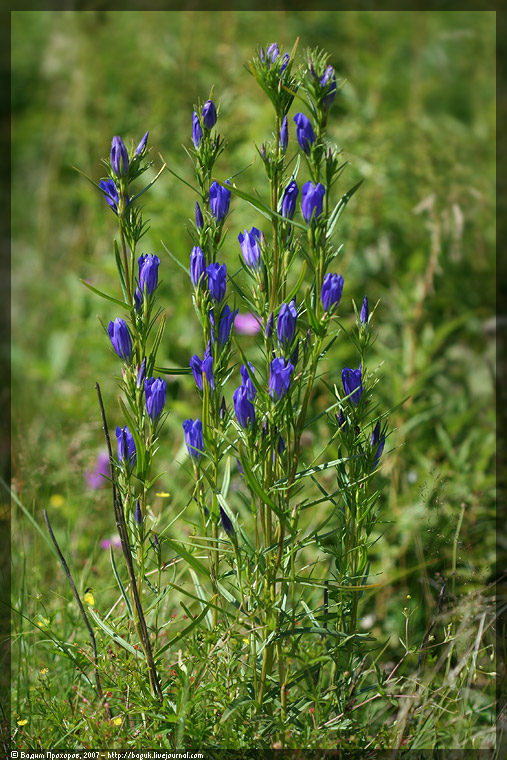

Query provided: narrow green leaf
[109,547,133,619]
[87,607,145,659]
[160,240,190,275]
[80,279,129,309]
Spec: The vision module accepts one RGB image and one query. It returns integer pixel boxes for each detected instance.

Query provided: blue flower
[116,425,136,468]
[293,113,315,154]
[238,227,262,270]
[134,131,149,157]
[342,366,363,406]
[233,385,255,428]
[144,377,167,422]
[195,201,204,229]
[110,136,129,176]
[192,111,203,148]
[240,362,257,400]
[209,181,231,221]
[321,65,337,109]
[370,421,386,469]
[360,296,369,325]
[202,100,217,129]
[190,347,215,391]
[301,181,325,224]
[108,318,133,361]
[219,505,235,536]
[321,273,344,312]
[281,180,298,220]
[183,418,204,462]
[280,115,288,151]
[190,246,206,287]
[269,357,294,399]
[206,262,227,303]
[277,301,297,347]
[135,254,160,308]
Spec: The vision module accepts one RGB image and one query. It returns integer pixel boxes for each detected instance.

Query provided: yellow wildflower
[17,719,28,726]
[112,716,122,726]
[49,494,64,508]
[84,590,95,606]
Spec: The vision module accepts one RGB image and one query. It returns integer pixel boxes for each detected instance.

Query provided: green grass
[10,10,496,752]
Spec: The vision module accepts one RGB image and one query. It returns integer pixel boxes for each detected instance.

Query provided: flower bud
[269,357,294,399]
[192,111,203,148]
[238,227,262,270]
[108,318,133,362]
[134,131,149,157]
[266,43,279,65]
[190,347,215,391]
[110,136,129,176]
[136,357,147,388]
[195,202,204,229]
[206,262,227,303]
[190,246,206,287]
[209,181,231,222]
[321,273,344,312]
[281,180,298,220]
[134,499,143,525]
[321,65,337,109]
[233,385,256,428]
[280,115,288,152]
[219,505,235,536]
[144,377,167,422]
[99,179,120,214]
[182,418,204,462]
[342,366,363,406]
[135,254,160,307]
[301,181,325,224]
[240,362,257,400]
[277,301,297,347]
[370,421,386,469]
[293,113,315,155]
[360,296,369,325]
[217,305,238,347]
[202,100,217,129]
[116,425,136,468]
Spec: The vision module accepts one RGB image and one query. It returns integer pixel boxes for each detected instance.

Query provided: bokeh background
[11,9,496,742]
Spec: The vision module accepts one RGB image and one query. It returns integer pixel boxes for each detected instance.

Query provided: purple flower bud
[337,408,347,429]
[321,273,344,312]
[116,425,136,468]
[280,115,288,151]
[290,340,299,367]
[280,53,290,74]
[240,362,256,400]
[265,312,274,339]
[192,111,203,148]
[202,100,217,129]
[301,181,325,224]
[277,435,286,455]
[321,65,337,109]
[206,262,227,303]
[108,318,133,361]
[136,357,147,388]
[360,296,369,325]
[233,385,256,428]
[220,396,227,419]
[152,532,159,551]
[195,202,204,229]
[217,305,238,347]
[342,366,363,406]
[209,181,231,221]
[219,505,235,536]
[136,254,160,304]
[236,458,244,477]
[281,180,298,220]
[267,43,279,65]
[269,357,294,399]
[110,136,129,176]
[277,300,297,347]
[371,421,385,469]
[99,179,120,214]
[293,113,315,155]
[259,47,265,64]
[134,131,149,156]
[183,418,204,462]
[134,499,143,525]
[238,227,262,270]
[190,347,215,391]
[190,246,206,287]
[144,377,166,422]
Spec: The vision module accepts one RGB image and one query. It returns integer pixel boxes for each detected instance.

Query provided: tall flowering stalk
[79,132,167,699]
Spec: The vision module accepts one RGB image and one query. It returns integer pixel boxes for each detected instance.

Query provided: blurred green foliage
[11,10,495,749]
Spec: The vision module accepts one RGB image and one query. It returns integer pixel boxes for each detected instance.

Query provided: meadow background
[11,10,496,750]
